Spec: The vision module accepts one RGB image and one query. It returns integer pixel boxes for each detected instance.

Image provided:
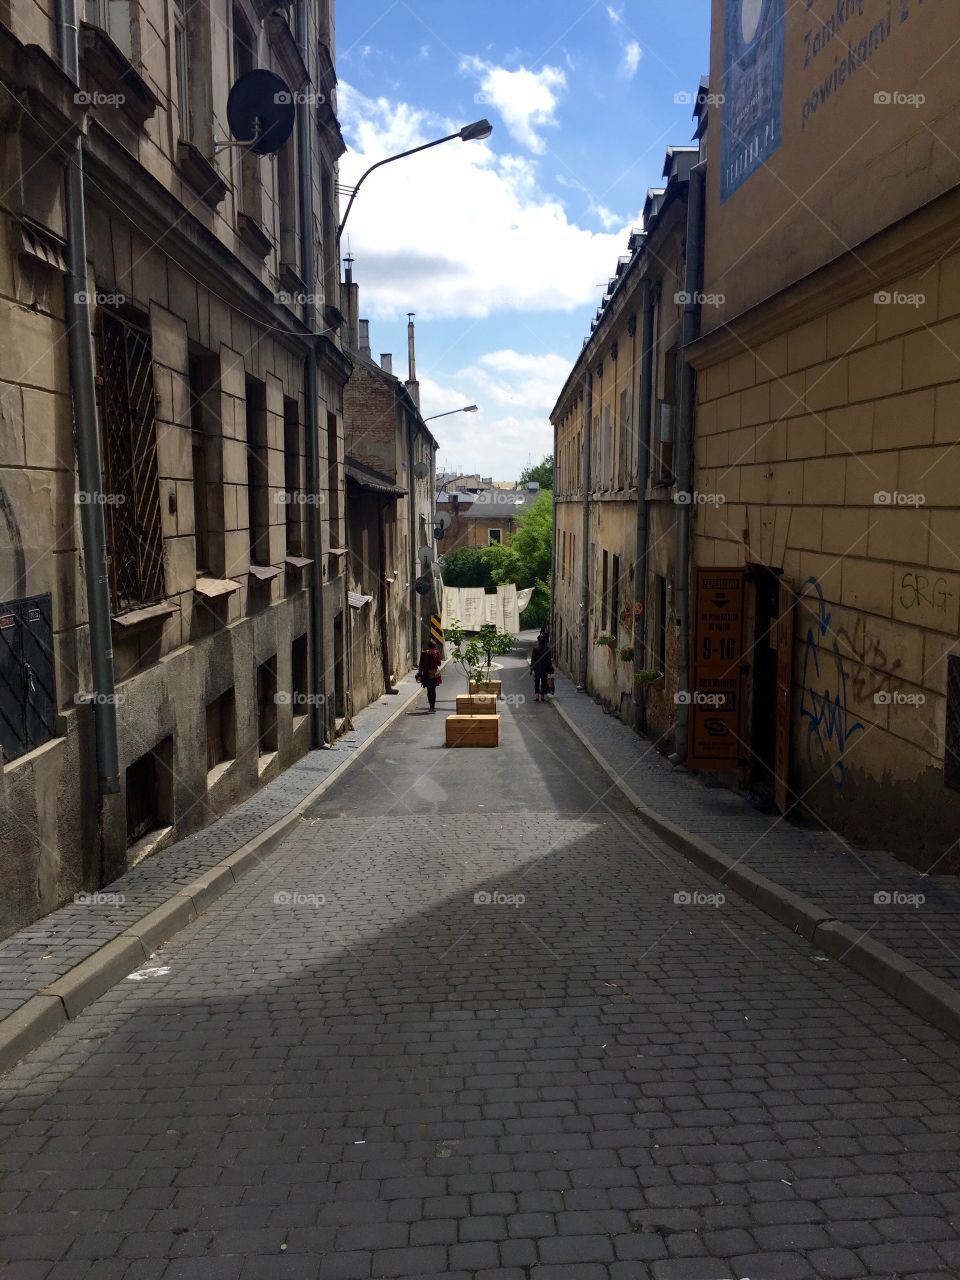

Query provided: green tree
[438,546,499,591]
[519,455,554,491]
[488,489,553,628]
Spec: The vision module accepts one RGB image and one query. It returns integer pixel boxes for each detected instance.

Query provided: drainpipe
[56,0,120,798]
[671,161,707,765]
[632,280,654,732]
[377,498,394,693]
[297,0,329,745]
[577,369,593,689]
[406,405,419,658]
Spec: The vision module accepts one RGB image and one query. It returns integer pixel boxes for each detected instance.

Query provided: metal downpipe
[56,0,120,796]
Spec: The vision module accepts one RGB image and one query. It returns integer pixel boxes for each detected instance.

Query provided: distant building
[441,484,542,554]
[340,277,438,716]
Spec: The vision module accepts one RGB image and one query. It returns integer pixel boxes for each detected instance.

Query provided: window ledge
[176,141,227,208]
[237,213,272,260]
[79,22,158,128]
[249,563,283,582]
[206,758,236,789]
[284,554,313,570]
[112,600,179,634]
[195,575,242,599]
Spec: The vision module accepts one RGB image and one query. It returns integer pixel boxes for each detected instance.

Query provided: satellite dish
[227,70,295,156]
[413,461,429,479]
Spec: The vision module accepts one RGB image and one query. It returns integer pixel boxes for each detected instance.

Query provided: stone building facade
[0,0,350,935]
[552,146,698,736]
[689,0,960,862]
[341,303,437,716]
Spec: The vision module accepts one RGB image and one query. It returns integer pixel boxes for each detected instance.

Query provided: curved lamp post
[337,121,493,243]
[424,405,478,423]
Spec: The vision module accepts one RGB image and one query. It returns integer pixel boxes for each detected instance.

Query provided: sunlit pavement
[3,640,960,1280]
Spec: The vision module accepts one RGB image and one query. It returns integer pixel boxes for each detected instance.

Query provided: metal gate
[95,311,165,611]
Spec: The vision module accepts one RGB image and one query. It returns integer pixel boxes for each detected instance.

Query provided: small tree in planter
[447,619,515,692]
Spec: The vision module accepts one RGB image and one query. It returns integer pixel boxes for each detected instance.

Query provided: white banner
[499,583,520,634]
[441,585,461,630]
[458,587,485,631]
[516,587,534,614]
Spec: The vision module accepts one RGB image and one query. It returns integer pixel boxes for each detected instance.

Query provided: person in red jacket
[416,641,443,712]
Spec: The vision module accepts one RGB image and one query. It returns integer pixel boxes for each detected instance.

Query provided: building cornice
[689,183,960,370]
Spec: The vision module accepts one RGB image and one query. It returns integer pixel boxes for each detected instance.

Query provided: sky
[336,1,711,481]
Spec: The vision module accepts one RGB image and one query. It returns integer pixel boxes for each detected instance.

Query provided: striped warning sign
[430,614,444,644]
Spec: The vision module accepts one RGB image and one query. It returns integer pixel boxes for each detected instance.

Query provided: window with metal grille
[95,311,165,613]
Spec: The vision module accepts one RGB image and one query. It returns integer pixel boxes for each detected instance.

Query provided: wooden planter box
[469,679,502,697]
[456,693,498,715]
[445,714,501,747]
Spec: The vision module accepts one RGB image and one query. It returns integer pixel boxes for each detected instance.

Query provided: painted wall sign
[688,568,748,767]
[721,0,785,201]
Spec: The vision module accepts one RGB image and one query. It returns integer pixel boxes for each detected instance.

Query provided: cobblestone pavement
[3,647,960,1280]
[0,675,422,1020]
[551,671,960,989]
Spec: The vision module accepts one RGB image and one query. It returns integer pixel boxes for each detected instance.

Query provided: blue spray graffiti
[799,577,864,789]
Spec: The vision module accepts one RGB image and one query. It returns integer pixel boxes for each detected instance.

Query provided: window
[655,575,668,676]
[277,138,299,267]
[0,594,57,764]
[560,529,566,581]
[291,633,309,718]
[95,310,164,611]
[601,550,609,631]
[488,528,502,545]
[174,0,190,139]
[232,5,261,222]
[326,410,340,553]
[659,344,680,482]
[619,388,631,488]
[205,688,236,775]
[256,656,278,757]
[245,377,270,566]
[189,356,214,572]
[125,738,172,848]
[283,397,302,556]
[946,656,960,791]
[611,554,621,636]
[85,0,132,58]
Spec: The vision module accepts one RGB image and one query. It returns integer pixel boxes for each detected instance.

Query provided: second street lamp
[337,121,493,243]
[424,405,478,423]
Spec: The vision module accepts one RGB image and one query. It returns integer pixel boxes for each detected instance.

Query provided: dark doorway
[750,564,780,811]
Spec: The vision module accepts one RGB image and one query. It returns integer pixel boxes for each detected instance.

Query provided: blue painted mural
[721,0,786,202]
[799,577,864,790]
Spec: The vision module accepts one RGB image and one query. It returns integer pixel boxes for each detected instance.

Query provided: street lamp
[337,121,494,242]
[424,405,479,423]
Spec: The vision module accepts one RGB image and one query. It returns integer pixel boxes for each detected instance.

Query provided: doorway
[750,564,781,811]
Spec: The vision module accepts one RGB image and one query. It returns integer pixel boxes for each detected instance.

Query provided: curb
[0,683,422,1078]
[552,696,960,1044]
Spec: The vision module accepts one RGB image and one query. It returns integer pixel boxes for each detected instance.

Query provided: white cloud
[622,41,642,78]
[459,56,566,154]
[555,174,622,231]
[337,83,639,322]
[420,353,566,480]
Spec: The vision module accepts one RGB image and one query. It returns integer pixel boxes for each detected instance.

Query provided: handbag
[546,675,555,694]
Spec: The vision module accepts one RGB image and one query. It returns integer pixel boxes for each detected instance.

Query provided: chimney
[380,353,393,375]
[358,319,371,359]
[405,312,420,408]
[340,256,360,351]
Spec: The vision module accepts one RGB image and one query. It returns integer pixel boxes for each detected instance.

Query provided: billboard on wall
[703,0,959,325]
[720,0,785,202]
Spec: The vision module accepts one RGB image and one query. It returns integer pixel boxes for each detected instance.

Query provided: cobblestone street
[3,650,960,1280]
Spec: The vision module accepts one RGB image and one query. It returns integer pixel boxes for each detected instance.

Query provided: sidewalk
[551,670,960,1037]
[0,673,425,1065]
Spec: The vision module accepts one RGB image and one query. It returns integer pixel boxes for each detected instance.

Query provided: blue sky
[336,1,711,479]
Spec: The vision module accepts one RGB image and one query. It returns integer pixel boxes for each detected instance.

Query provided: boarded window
[0,594,56,763]
[945,656,960,791]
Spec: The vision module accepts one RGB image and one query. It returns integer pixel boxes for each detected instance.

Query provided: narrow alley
[2,642,960,1280]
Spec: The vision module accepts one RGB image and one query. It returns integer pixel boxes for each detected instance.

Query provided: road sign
[687,567,747,768]
[430,614,444,645]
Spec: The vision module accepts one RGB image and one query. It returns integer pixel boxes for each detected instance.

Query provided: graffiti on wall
[835,616,904,702]
[799,577,864,788]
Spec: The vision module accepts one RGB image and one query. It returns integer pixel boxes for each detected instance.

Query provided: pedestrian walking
[416,640,443,712]
[529,635,554,702]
